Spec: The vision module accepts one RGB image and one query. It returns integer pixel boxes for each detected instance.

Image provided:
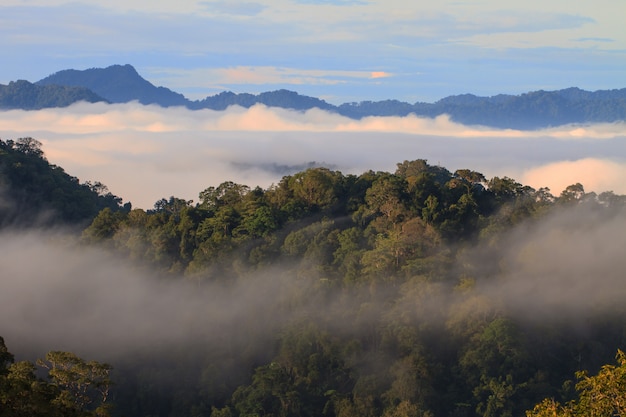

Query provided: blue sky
[1,0,625,103]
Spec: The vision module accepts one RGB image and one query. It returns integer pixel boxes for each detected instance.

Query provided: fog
[1,203,625,364]
[0,231,306,361]
[0,102,624,208]
[474,204,626,321]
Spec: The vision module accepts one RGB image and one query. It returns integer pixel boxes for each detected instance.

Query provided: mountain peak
[37,64,187,106]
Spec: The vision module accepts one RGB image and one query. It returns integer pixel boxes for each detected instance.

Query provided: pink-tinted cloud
[0,103,624,208]
[521,158,626,196]
[370,71,392,79]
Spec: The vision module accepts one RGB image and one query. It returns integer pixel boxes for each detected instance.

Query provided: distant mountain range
[1,64,625,129]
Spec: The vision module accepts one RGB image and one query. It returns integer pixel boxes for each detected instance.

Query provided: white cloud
[144,66,393,92]
[521,158,626,196]
[1,103,624,209]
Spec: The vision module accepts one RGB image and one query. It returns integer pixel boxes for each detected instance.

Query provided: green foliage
[0,137,126,227]
[0,339,112,417]
[526,350,626,417]
[37,351,112,412]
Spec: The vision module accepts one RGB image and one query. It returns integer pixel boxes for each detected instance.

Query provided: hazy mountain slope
[339,88,626,128]
[36,64,189,107]
[0,79,106,109]
[0,138,126,227]
[190,89,335,111]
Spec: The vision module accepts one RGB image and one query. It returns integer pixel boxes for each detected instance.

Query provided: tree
[0,337,13,373]
[526,350,626,417]
[365,175,408,229]
[451,169,486,195]
[199,182,250,211]
[14,137,44,157]
[1,340,112,417]
[1,360,59,417]
[37,351,112,416]
[558,183,585,204]
[81,208,123,243]
[289,167,342,212]
[487,176,528,202]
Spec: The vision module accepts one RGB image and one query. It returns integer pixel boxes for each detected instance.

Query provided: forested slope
[0,137,127,227]
[0,80,106,109]
[1,141,626,417]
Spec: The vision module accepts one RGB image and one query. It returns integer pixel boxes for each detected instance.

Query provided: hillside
[0,64,624,128]
[0,79,106,109]
[0,137,127,227]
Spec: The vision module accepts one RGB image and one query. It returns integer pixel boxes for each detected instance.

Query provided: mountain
[36,64,189,106]
[338,89,626,129]
[1,64,625,129]
[189,89,336,111]
[0,79,106,110]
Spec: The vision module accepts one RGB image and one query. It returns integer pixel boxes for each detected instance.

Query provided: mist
[0,102,624,208]
[1,201,625,364]
[0,230,309,361]
[472,204,626,321]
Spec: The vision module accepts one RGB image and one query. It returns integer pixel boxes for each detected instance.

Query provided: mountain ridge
[0,64,624,129]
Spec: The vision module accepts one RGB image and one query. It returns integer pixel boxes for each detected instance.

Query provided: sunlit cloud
[370,71,392,79]
[0,103,624,209]
[521,158,626,196]
[145,66,395,91]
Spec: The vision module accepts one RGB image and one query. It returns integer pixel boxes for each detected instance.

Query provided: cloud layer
[0,103,624,209]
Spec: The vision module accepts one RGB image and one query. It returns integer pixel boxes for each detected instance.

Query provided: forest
[1,137,626,417]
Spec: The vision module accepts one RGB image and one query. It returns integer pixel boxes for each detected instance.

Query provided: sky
[0,0,625,103]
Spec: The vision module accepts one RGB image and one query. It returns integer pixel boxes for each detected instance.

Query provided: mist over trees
[1,138,626,417]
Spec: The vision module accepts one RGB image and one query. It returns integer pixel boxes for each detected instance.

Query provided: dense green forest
[1,137,626,417]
